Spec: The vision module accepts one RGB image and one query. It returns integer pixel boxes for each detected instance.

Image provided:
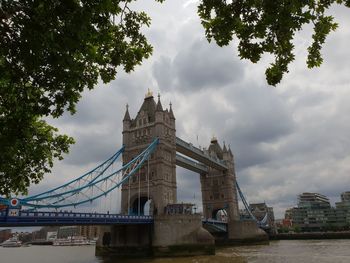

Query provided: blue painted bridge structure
[0,93,273,258]
[0,210,152,227]
[0,137,267,230]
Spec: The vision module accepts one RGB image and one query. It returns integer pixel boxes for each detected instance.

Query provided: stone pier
[96,214,214,258]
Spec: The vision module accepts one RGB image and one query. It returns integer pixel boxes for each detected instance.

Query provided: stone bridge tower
[96,92,265,258]
[200,138,239,221]
[121,90,176,215]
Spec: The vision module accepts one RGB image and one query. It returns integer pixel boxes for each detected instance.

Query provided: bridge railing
[10,210,152,220]
[0,209,154,226]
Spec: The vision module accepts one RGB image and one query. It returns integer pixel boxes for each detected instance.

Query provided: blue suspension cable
[19,138,159,209]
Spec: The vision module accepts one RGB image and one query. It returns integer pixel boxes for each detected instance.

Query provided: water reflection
[101,254,246,263]
[237,240,350,263]
[2,240,350,263]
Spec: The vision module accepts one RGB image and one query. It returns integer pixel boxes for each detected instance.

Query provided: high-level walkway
[176,137,228,171]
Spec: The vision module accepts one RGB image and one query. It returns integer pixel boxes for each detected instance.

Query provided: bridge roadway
[0,210,153,227]
[176,137,227,171]
[0,209,229,232]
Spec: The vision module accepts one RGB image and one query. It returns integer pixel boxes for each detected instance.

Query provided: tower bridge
[0,90,267,257]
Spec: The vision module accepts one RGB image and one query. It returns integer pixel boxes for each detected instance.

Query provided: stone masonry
[121,90,176,215]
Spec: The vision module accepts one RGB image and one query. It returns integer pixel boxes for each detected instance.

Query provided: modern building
[341,192,350,202]
[57,226,79,238]
[78,225,99,240]
[335,191,350,226]
[32,226,59,240]
[287,192,350,231]
[298,192,331,209]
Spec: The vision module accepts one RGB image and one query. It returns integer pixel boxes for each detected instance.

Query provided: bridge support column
[95,224,153,258]
[96,215,215,258]
[226,220,268,244]
[152,214,214,256]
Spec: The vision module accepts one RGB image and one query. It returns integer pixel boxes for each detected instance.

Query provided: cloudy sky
[25,0,350,219]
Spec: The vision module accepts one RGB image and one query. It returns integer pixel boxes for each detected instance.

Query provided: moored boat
[52,236,91,246]
[1,236,22,247]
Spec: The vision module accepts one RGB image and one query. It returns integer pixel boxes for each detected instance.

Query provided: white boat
[53,236,91,246]
[1,236,22,247]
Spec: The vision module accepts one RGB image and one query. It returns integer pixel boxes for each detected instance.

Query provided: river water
[1,240,350,263]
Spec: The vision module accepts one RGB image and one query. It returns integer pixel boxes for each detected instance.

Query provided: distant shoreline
[271,231,350,240]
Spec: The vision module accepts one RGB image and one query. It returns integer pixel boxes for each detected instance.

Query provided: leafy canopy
[0,0,349,196]
[0,0,159,196]
[198,0,350,85]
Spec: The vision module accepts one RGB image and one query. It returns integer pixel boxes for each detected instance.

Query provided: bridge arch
[212,208,228,222]
[129,194,154,216]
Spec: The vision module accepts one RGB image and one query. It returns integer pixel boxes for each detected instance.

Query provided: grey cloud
[153,56,173,90]
[15,1,350,221]
[63,131,121,166]
[153,40,244,93]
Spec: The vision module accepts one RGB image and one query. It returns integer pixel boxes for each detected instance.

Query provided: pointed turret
[169,102,175,119]
[223,141,228,152]
[228,145,233,157]
[123,104,131,122]
[208,136,223,160]
[156,93,163,111]
[133,89,157,125]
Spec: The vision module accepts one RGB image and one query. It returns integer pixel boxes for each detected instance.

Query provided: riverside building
[287,192,350,231]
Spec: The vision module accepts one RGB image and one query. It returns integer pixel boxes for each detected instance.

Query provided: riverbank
[271,231,350,240]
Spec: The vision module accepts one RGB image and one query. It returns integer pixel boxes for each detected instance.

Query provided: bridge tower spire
[121,89,176,215]
[200,137,239,221]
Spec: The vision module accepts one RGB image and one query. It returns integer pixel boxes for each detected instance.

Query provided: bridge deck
[202,219,228,232]
[176,137,227,171]
[176,154,208,174]
[0,210,153,227]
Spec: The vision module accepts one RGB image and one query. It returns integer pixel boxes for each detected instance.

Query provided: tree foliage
[0,0,157,196]
[0,0,349,196]
[198,0,350,85]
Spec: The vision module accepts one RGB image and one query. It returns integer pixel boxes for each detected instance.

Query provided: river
[1,240,350,263]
